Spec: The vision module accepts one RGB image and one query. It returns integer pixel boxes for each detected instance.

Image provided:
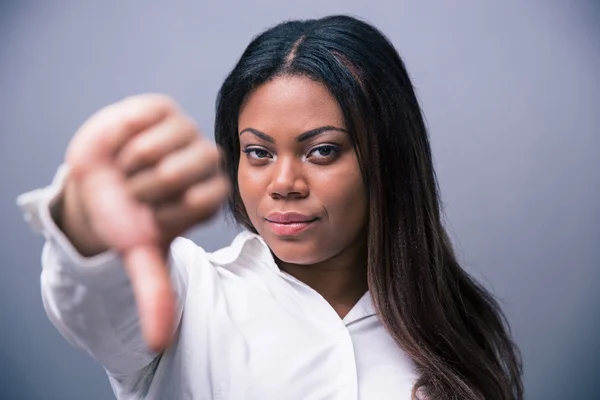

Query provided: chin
[264,236,327,265]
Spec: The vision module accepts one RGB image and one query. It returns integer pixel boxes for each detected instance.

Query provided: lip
[264,212,318,236]
[265,212,317,223]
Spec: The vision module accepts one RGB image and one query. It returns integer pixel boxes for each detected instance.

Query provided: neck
[275,238,368,319]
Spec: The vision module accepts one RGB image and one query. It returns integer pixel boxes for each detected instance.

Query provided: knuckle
[189,178,229,208]
[121,94,178,122]
[116,105,143,134]
[151,94,177,110]
[156,162,181,187]
[177,178,230,223]
[183,188,206,211]
[132,138,157,165]
[214,174,231,194]
[180,116,200,137]
[146,94,178,117]
[202,142,221,165]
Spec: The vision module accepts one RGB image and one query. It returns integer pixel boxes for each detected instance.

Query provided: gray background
[1,1,598,399]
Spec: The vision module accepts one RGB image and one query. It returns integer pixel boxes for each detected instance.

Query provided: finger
[116,114,200,176]
[67,94,176,177]
[128,141,221,204]
[123,244,175,352]
[154,174,230,234]
[81,165,159,250]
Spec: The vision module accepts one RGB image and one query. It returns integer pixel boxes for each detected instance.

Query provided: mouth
[264,212,319,236]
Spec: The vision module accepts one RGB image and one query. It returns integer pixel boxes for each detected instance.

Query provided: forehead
[238,75,345,135]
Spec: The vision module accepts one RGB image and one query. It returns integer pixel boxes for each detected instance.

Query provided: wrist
[52,179,109,257]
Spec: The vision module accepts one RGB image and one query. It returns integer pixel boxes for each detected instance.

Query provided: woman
[19,15,522,400]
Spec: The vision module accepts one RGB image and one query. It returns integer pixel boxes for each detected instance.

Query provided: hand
[61,94,230,351]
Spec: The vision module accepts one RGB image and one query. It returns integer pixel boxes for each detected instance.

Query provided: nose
[267,157,309,200]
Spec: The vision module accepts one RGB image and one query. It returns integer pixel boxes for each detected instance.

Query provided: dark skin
[237,75,369,318]
[275,234,368,319]
[58,76,368,353]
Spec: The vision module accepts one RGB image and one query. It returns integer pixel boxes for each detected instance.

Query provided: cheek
[237,164,265,218]
[316,164,367,227]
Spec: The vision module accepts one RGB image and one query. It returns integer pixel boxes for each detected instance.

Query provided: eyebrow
[239,125,348,143]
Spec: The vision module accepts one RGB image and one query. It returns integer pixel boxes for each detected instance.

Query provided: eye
[242,147,273,160]
[307,145,339,162]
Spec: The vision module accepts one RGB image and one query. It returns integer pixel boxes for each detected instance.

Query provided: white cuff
[17,165,127,287]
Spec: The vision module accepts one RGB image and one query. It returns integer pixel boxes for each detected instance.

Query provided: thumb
[124,245,176,352]
[81,166,176,351]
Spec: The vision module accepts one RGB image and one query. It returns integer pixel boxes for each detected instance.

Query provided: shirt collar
[343,291,376,326]
[207,230,280,273]
[207,230,377,323]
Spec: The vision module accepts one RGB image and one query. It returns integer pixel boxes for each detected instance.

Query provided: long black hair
[215,15,523,400]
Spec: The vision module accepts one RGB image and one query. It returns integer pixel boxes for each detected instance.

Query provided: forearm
[18,166,185,376]
[40,233,156,376]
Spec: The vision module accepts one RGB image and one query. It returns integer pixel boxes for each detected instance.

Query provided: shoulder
[206,230,271,266]
[169,230,269,269]
[168,230,275,291]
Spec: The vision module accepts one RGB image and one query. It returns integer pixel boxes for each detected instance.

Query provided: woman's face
[237,75,368,265]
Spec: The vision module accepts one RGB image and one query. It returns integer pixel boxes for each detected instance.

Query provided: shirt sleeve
[17,165,190,378]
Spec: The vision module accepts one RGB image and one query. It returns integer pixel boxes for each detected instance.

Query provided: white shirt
[17,166,419,400]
